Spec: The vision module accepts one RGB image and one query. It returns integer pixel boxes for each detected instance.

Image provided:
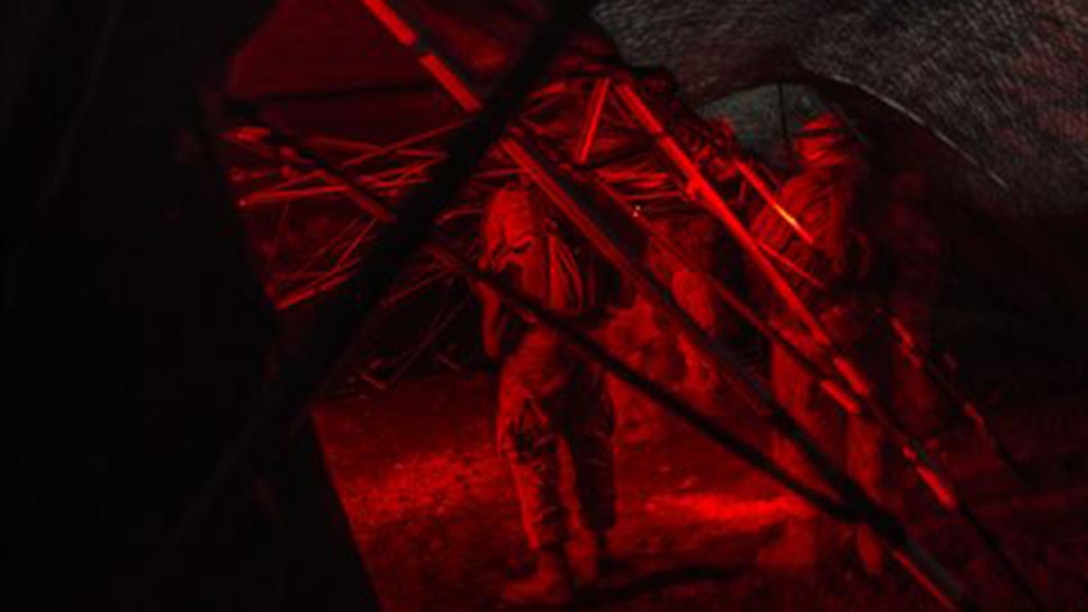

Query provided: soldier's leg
[847,414,889,576]
[846,322,895,576]
[563,366,617,585]
[497,355,576,605]
[566,367,617,535]
[845,346,888,505]
[758,328,845,570]
[497,378,568,551]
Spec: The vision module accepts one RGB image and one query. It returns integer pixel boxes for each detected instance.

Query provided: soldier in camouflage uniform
[477,179,616,606]
[751,112,892,576]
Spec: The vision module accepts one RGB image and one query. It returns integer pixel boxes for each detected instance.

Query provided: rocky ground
[314,373,1088,611]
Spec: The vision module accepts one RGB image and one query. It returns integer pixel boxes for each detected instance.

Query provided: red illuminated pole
[757,239,829,290]
[354,2,982,609]
[574,77,611,165]
[735,160,817,246]
[228,119,467,199]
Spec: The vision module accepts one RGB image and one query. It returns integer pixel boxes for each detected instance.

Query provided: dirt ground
[314,373,1088,611]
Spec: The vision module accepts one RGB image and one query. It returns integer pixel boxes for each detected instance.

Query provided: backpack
[482,183,604,319]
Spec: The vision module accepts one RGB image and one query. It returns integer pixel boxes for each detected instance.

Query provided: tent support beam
[574,76,611,165]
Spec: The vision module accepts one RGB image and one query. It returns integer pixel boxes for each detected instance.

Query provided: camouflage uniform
[751,113,892,569]
[481,183,616,550]
[497,329,615,548]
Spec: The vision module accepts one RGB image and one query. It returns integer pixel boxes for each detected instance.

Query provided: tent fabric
[593,0,1088,215]
[229,0,1086,214]
[228,0,618,141]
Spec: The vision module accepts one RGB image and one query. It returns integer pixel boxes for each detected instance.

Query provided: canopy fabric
[594,0,1088,216]
[229,0,619,141]
[229,0,1086,214]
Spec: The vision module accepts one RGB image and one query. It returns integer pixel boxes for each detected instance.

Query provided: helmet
[793,112,863,167]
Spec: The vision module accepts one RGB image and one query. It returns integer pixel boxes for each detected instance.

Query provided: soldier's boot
[567,531,608,587]
[854,525,887,577]
[502,546,575,606]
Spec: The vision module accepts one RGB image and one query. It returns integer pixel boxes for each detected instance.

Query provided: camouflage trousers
[497,329,616,550]
[769,306,895,522]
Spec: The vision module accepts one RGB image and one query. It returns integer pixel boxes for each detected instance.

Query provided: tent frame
[354,1,1043,610]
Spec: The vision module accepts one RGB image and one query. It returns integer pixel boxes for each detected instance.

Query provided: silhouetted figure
[477,180,616,605]
[751,112,891,576]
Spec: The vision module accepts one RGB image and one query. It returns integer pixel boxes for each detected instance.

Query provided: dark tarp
[228,0,619,140]
[3,1,377,609]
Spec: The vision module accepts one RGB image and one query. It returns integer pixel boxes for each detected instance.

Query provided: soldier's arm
[826,172,868,280]
[472,252,507,360]
[479,284,505,360]
[826,178,851,275]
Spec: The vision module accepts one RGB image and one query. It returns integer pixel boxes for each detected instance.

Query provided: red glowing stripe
[736,161,817,247]
[359,1,482,112]
[820,379,862,414]
[419,54,482,111]
[891,549,959,612]
[359,0,418,46]
[833,356,873,398]
[918,466,959,511]
[963,402,987,430]
[574,78,611,164]
[757,240,827,290]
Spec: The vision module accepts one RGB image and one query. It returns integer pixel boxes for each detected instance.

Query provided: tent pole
[574,77,611,165]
